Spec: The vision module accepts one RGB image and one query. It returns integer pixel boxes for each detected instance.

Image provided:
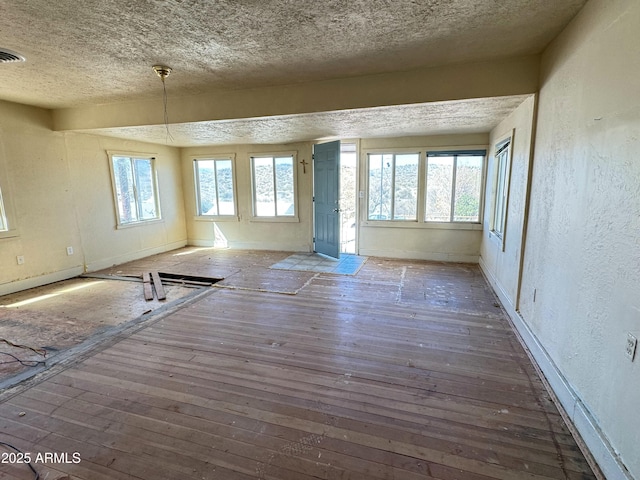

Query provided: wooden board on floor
[150,271,166,301]
[142,272,153,301]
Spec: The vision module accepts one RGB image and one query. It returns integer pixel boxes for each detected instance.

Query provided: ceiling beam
[53,54,540,132]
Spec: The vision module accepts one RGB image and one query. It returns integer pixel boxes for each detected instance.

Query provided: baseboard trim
[85,240,188,273]
[479,257,630,480]
[359,249,479,263]
[0,266,85,296]
[188,239,230,248]
[1,241,190,296]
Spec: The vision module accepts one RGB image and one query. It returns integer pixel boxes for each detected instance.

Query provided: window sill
[194,215,239,222]
[361,221,482,231]
[249,216,300,223]
[0,229,19,239]
[488,230,506,250]
[116,218,164,230]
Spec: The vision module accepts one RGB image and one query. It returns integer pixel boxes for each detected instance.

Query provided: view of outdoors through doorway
[340,143,357,254]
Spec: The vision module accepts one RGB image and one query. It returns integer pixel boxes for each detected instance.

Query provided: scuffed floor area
[0,247,597,479]
[0,274,198,382]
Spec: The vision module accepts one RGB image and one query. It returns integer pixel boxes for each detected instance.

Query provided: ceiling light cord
[162,76,174,143]
[153,65,174,143]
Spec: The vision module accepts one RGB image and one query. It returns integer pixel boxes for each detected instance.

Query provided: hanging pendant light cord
[161,76,174,143]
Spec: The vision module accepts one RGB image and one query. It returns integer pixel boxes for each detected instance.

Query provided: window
[251,154,296,217]
[109,153,160,226]
[492,138,511,240]
[367,153,419,220]
[0,186,7,232]
[425,151,484,223]
[194,158,236,217]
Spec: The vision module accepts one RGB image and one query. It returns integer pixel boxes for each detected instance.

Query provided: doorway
[339,143,357,254]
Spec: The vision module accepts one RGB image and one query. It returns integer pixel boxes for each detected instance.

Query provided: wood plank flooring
[0,250,596,479]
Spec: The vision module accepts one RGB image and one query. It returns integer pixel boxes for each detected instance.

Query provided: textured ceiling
[0,0,587,145]
[85,96,531,147]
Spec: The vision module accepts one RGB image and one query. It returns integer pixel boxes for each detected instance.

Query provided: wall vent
[0,48,26,64]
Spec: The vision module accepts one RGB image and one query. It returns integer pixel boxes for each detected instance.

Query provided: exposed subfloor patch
[270,253,367,275]
[0,276,199,383]
[215,268,316,295]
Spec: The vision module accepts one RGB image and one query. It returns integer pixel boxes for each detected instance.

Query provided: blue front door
[313,141,340,259]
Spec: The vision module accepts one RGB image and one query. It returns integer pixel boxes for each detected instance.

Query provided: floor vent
[0,48,26,64]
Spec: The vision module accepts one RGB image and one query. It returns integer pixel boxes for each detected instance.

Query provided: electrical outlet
[16,255,24,265]
[625,333,637,361]
[66,246,74,255]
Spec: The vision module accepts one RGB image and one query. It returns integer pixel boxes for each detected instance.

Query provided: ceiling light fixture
[152,65,172,81]
[153,65,173,143]
[0,48,26,64]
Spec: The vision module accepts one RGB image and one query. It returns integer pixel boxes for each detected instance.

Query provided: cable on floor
[0,339,47,357]
[0,441,40,480]
[0,352,46,367]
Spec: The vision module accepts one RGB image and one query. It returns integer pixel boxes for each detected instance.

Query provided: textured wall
[519,0,640,476]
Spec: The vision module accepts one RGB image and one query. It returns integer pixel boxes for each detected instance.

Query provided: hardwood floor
[0,249,596,479]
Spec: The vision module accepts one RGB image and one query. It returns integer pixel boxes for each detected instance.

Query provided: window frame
[366,151,421,222]
[490,135,513,250]
[108,152,161,228]
[0,166,18,239]
[0,186,8,233]
[193,155,238,220]
[424,150,486,225]
[249,151,299,222]
[363,146,486,230]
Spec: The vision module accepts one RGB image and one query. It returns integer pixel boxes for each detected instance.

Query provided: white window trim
[362,145,487,229]
[193,154,239,221]
[425,150,487,224]
[108,151,162,228]
[249,151,299,222]
[0,166,19,239]
[0,187,8,232]
[489,132,514,251]
[361,220,483,230]
[366,150,421,222]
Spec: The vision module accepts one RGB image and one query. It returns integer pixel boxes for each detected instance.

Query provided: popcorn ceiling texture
[0,0,586,109]
[85,96,530,147]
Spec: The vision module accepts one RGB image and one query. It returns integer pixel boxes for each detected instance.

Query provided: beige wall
[182,134,489,261]
[517,0,640,477]
[359,134,488,262]
[0,101,186,295]
[66,134,187,271]
[480,95,536,305]
[182,143,314,252]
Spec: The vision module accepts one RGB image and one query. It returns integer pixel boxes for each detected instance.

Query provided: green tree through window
[368,153,419,220]
[110,154,160,225]
[251,155,296,217]
[426,152,484,223]
[194,158,235,216]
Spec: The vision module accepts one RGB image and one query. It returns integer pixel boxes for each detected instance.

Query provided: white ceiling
[0,0,587,146]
